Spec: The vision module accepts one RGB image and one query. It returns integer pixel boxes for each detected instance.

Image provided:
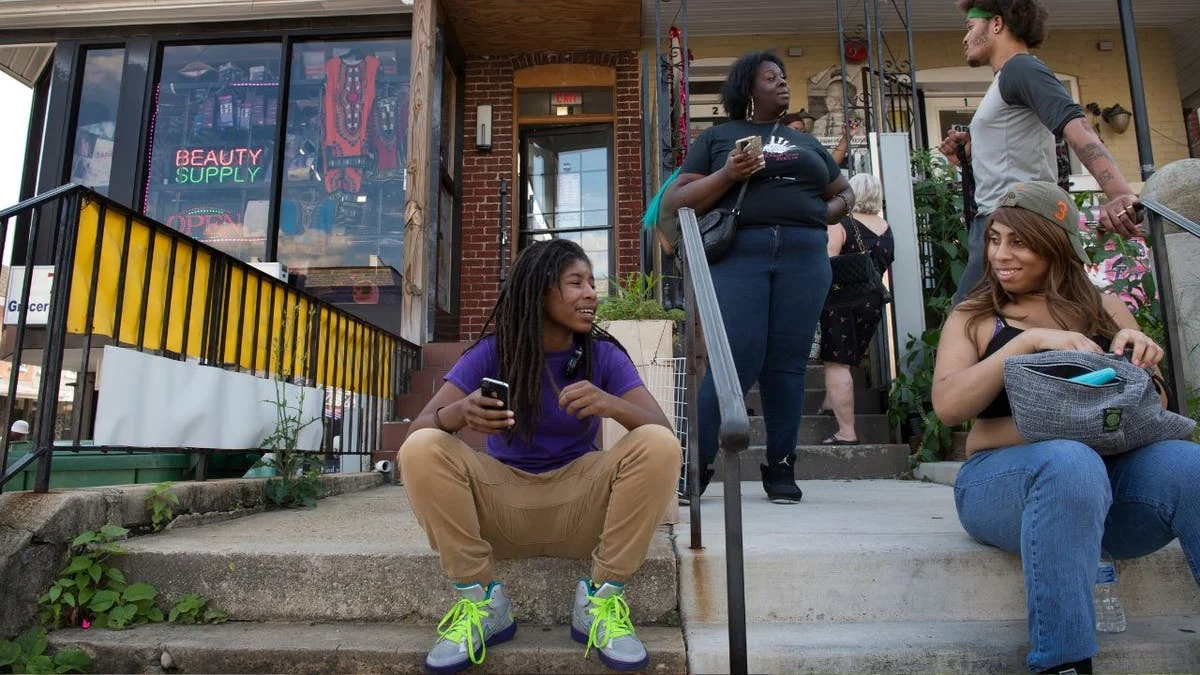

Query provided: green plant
[0,628,90,674]
[167,593,228,625]
[256,325,325,508]
[145,482,180,532]
[887,150,970,461]
[596,272,686,323]
[38,526,163,630]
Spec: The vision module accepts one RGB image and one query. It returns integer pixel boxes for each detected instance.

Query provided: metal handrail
[1140,198,1200,417]
[677,207,751,675]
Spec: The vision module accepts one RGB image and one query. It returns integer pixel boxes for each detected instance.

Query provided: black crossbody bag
[696,122,778,264]
[826,217,891,309]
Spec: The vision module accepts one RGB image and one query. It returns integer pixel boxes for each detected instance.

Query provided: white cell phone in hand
[735,135,763,157]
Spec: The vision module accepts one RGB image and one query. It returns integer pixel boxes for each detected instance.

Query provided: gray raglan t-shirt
[969,54,1084,215]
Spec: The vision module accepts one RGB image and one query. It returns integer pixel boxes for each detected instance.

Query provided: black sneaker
[761,458,803,504]
[677,466,714,505]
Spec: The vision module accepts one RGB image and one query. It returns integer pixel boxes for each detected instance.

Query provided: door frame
[516,122,617,293]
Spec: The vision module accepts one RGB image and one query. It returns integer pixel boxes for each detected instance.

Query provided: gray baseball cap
[995,181,1090,266]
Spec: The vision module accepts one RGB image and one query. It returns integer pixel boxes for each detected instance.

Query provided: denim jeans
[953,212,991,305]
[954,439,1200,671]
[697,225,830,467]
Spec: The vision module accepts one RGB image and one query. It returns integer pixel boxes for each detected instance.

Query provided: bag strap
[732,121,779,215]
[846,216,867,252]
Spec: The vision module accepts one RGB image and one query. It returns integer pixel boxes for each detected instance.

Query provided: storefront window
[277,38,410,335]
[69,48,125,196]
[143,43,283,261]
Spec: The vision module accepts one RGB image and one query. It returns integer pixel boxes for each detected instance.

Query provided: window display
[277,38,411,336]
[143,43,283,262]
[69,48,125,196]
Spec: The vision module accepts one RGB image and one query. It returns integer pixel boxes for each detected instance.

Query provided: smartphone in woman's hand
[736,135,763,158]
[480,377,510,410]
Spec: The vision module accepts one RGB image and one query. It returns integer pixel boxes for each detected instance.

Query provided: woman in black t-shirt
[663,51,854,504]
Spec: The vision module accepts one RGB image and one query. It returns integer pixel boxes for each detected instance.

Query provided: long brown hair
[958,206,1119,340]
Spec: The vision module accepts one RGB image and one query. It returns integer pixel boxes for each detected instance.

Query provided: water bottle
[1093,556,1126,633]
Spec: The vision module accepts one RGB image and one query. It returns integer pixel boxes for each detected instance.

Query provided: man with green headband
[942,0,1142,305]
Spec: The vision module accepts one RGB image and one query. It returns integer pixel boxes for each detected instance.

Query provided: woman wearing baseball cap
[931,181,1200,673]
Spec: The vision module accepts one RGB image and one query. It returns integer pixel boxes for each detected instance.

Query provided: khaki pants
[399,425,680,586]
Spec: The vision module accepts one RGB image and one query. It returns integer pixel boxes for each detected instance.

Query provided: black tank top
[976,316,1113,419]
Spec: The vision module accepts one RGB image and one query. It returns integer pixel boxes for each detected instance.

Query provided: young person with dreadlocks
[399,239,680,674]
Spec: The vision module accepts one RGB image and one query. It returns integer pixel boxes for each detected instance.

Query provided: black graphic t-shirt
[680,120,840,229]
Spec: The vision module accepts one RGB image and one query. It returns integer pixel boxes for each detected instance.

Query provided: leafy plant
[596,272,686,323]
[256,325,325,509]
[0,628,90,674]
[38,526,163,630]
[887,150,970,461]
[167,593,228,625]
[145,482,180,532]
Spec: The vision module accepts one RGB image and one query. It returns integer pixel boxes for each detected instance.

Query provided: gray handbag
[1003,350,1195,456]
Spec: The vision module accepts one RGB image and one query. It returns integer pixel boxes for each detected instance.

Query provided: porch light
[1101,104,1132,134]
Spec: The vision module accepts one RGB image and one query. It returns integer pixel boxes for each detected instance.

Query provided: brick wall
[457,51,643,340]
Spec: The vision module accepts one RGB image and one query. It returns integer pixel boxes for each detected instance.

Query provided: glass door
[518,124,613,294]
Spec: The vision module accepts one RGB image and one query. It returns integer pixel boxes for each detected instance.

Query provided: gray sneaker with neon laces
[570,579,649,671]
[424,581,516,674]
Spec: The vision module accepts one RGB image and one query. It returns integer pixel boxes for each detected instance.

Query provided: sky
[0,72,33,263]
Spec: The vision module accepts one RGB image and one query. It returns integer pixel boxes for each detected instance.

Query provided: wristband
[434,406,452,433]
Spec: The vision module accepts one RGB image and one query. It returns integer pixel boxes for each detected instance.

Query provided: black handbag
[826,218,891,309]
[695,121,777,264]
[696,180,749,263]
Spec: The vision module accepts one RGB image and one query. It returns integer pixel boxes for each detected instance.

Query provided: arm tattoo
[1075,141,1112,166]
[1096,169,1115,185]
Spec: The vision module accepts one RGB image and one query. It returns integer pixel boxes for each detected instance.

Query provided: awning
[0,44,52,87]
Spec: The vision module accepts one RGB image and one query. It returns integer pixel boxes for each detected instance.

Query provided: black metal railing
[1141,198,1200,416]
[0,185,420,493]
[677,207,751,675]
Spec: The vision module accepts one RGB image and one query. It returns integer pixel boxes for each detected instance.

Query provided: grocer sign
[4,265,54,326]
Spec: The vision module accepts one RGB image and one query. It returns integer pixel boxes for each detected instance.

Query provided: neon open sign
[174,147,266,184]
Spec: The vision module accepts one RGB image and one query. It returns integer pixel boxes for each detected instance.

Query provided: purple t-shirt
[444,335,644,473]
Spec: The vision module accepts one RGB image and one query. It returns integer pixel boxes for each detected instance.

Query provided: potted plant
[595,272,684,452]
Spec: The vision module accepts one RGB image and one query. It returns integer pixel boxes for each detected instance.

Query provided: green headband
[966,8,995,19]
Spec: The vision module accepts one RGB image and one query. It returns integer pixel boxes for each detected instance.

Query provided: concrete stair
[678,480,1200,673]
[712,443,910,481]
[745,386,885,416]
[46,485,684,673]
[49,622,687,674]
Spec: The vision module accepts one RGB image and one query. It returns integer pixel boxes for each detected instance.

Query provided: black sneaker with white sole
[761,457,803,504]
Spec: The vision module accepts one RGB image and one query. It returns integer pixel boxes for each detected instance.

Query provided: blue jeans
[697,225,830,467]
[954,439,1200,671]
[953,212,990,305]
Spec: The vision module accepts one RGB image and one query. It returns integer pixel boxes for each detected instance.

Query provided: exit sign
[552,92,582,106]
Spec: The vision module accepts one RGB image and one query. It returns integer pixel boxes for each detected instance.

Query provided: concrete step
[709,444,910,481]
[914,461,964,486]
[684,616,1200,674]
[749,414,892,446]
[113,486,676,626]
[677,481,1200,625]
[743,387,886,416]
[49,621,686,674]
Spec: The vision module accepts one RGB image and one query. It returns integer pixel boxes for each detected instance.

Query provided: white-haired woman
[818,173,894,444]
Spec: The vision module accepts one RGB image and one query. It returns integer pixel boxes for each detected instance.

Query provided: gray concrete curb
[0,472,382,636]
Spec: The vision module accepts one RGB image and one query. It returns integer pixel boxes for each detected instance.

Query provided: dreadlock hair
[721,51,786,121]
[957,206,1119,341]
[956,0,1049,49]
[474,238,628,443]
